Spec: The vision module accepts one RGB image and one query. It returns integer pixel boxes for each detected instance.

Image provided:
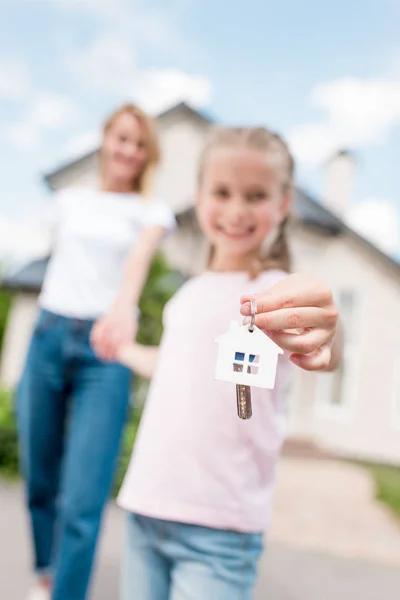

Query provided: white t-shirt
[38,187,175,319]
[118,269,293,533]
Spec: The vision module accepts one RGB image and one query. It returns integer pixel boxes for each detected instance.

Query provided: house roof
[2,257,49,293]
[294,189,400,273]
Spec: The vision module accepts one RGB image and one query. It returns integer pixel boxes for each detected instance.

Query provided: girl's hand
[240,273,341,371]
[90,306,138,362]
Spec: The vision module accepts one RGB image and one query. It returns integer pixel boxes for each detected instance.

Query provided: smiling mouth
[217,225,256,239]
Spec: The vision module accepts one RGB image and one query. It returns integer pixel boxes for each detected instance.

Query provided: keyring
[249,299,256,332]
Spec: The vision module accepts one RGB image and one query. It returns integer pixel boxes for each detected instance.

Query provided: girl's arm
[91,224,168,362]
[240,273,343,372]
[118,343,159,379]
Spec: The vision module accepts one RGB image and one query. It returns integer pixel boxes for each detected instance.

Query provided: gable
[216,323,283,354]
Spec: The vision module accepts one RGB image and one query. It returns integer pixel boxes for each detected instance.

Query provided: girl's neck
[210,251,259,273]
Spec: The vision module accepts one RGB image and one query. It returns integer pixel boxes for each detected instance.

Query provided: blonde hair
[101,103,160,196]
[199,126,294,276]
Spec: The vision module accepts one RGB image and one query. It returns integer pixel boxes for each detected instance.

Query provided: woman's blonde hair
[198,126,294,276]
[101,103,160,196]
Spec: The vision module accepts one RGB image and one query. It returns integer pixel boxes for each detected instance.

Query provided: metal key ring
[249,299,256,332]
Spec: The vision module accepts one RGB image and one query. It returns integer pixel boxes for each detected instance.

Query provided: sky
[0,0,400,261]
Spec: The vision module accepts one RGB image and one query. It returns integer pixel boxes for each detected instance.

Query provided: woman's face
[102,112,149,190]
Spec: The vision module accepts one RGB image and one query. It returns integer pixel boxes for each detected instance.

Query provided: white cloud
[61,0,187,55]
[62,129,100,160]
[0,57,30,100]
[288,77,400,165]
[134,68,212,114]
[30,91,79,128]
[5,122,40,152]
[67,35,137,91]
[346,198,399,256]
[4,92,79,152]
[56,0,128,20]
[68,34,212,114]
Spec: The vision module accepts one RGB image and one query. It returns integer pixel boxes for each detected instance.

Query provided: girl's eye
[248,191,268,202]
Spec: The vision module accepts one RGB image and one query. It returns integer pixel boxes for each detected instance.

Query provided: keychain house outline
[215,321,283,389]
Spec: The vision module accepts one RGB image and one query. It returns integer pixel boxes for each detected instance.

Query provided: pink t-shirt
[117,269,293,533]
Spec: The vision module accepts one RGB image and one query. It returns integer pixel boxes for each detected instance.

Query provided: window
[390,355,400,428]
[233,351,259,375]
[316,288,358,415]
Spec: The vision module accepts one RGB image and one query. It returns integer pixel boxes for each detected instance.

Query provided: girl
[17,104,175,600]
[116,127,342,599]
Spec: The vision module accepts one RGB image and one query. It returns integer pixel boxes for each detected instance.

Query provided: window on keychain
[233,352,259,375]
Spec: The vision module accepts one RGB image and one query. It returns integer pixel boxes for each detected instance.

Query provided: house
[215,321,283,389]
[2,101,400,466]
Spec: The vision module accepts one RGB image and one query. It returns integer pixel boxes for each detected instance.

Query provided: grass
[367,463,400,520]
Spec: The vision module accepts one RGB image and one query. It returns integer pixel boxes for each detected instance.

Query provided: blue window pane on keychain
[234,352,256,362]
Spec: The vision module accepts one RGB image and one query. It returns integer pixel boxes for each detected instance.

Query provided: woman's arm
[113,225,167,310]
[117,343,159,379]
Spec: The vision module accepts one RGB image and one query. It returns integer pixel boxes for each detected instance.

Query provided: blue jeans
[121,513,264,600]
[16,309,131,600]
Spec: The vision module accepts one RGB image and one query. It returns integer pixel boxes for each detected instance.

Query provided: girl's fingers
[290,344,332,371]
[249,306,336,331]
[267,328,333,355]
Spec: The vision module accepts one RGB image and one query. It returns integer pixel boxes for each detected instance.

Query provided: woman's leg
[16,311,66,579]
[167,522,264,600]
[51,324,131,600]
[120,513,170,600]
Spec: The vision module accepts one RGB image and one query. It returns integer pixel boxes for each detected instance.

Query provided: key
[234,367,252,419]
[234,298,256,420]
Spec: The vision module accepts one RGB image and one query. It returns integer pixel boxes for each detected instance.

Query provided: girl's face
[102,112,148,191]
[196,147,291,269]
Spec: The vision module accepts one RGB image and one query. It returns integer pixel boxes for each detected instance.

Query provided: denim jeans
[121,513,264,600]
[16,309,131,600]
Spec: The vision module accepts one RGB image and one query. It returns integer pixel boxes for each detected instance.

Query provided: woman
[17,104,175,600]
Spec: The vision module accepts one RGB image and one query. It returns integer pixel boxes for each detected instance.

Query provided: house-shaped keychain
[215,321,283,389]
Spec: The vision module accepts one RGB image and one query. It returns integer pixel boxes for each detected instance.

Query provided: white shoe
[26,584,51,600]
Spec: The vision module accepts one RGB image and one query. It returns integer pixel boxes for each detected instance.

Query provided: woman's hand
[240,273,342,372]
[90,305,138,362]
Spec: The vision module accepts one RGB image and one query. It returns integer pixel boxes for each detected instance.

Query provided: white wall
[155,115,211,213]
[0,293,38,388]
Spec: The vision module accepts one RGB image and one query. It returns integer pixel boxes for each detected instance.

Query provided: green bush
[0,288,12,353]
[0,388,19,478]
[137,252,182,346]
